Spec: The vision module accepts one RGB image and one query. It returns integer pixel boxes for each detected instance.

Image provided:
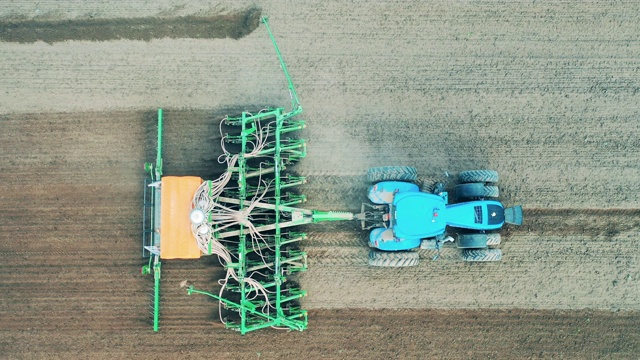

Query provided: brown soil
[2,1,640,358]
[1,309,639,359]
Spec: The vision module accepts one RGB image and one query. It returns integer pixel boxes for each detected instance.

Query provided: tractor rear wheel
[368,250,419,267]
[455,183,499,200]
[461,248,502,262]
[459,170,499,183]
[456,233,488,249]
[367,166,418,183]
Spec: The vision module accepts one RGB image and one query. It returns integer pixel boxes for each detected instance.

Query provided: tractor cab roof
[393,192,447,240]
[392,193,506,240]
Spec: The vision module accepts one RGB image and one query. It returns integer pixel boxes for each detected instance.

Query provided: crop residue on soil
[0,7,261,43]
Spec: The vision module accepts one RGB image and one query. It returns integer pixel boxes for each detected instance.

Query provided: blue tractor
[358,166,523,266]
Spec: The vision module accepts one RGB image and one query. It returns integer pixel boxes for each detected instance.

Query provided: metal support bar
[261,17,302,115]
[152,260,161,332]
[280,120,305,133]
[187,286,307,334]
[312,210,355,222]
[155,109,163,180]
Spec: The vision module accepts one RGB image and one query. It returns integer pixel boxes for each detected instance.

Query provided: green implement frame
[142,17,357,334]
[141,108,163,332]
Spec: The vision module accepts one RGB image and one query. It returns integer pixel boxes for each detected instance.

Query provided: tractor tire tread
[367,166,418,183]
[486,233,502,246]
[368,250,419,267]
[459,170,499,183]
[484,185,500,198]
[419,177,438,193]
[462,248,503,262]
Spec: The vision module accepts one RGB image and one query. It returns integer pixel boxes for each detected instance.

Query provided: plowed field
[1,1,640,358]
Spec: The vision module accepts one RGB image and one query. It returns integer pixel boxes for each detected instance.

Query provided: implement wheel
[462,248,502,262]
[367,166,418,183]
[459,170,499,184]
[368,250,419,267]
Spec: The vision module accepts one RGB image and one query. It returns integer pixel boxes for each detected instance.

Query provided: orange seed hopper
[160,176,203,259]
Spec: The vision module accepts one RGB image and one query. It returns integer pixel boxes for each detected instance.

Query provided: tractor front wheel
[367,166,418,183]
[459,170,499,184]
[486,233,501,247]
[456,233,489,249]
[368,250,419,267]
[455,183,499,200]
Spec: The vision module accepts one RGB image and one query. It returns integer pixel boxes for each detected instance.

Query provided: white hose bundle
[220,110,276,159]
[191,112,295,327]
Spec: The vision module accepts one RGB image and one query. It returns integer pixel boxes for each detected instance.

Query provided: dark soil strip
[511,208,640,237]
[1,309,638,358]
[0,8,261,43]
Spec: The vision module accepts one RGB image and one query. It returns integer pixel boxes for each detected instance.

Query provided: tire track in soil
[300,232,640,310]
[298,175,640,239]
[298,180,640,311]
[0,7,261,43]
[300,207,640,241]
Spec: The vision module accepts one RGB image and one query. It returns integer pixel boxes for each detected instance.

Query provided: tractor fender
[368,181,419,204]
[369,227,421,251]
